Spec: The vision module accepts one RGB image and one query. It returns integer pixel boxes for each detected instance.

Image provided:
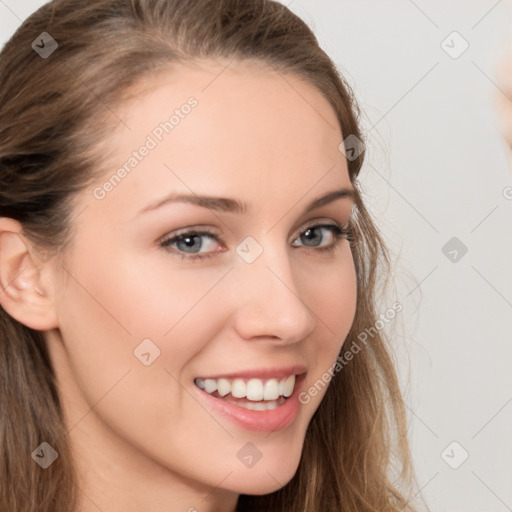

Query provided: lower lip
[193,374,306,433]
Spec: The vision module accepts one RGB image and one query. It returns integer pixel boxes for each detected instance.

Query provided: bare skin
[0,59,357,512]
[496,49,512,165]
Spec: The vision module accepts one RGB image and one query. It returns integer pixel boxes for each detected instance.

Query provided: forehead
[87,59,351,219]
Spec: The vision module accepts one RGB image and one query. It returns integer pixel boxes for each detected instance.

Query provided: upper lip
[197,365,307,380]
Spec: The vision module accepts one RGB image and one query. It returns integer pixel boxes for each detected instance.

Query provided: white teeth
[239,398,282,411]
[221,394,286,410]
[231,378,246,398]
[194,375,296,401]
[263,379,279,400]
[217,378,231,397]
[283,375,295,398]
[204,379,217,394]
[246,379,264,401]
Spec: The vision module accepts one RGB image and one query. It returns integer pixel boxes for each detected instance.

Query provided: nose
[230,241,316,345]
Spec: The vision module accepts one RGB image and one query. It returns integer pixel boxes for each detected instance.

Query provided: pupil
[181,236,201,252]
[304,228,320,246]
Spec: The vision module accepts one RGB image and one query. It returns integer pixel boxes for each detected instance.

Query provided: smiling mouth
[194,374,300,411]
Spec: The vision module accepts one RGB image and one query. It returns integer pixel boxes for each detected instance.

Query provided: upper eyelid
[162,217,347,239]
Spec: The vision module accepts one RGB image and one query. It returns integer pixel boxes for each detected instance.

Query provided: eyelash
[160,222,354,262]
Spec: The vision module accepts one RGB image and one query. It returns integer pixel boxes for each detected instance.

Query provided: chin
[229,457,301,496]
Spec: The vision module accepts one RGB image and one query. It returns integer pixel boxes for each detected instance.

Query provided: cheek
[53,245,230,420]
[53,250,235,478]
[56,242,226,345]
[300,248,357,407]
[312,247,357,345]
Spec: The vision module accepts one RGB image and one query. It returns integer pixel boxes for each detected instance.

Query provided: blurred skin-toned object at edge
[496,36,512,164]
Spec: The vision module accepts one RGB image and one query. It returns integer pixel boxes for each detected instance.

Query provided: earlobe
[0,217,59,331]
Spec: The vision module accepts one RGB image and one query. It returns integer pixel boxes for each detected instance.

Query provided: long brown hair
[0,1,424,510]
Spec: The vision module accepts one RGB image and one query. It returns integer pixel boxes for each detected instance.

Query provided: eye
[160,228,221,261]
[160,222,353,262]
[291,222,352,254]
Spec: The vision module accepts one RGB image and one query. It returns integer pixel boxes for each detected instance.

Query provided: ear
[0,217,59,330]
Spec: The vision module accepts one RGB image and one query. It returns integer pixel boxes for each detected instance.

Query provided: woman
[0,1,423,511]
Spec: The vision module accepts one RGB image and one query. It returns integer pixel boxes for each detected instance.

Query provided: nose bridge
[231,235,316,343]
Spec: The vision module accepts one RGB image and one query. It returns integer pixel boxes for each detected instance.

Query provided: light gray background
[1,1,512,511]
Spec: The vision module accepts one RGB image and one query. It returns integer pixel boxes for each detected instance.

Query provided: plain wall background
[1,1,511,511]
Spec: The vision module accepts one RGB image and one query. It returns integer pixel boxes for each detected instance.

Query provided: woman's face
[47,60,357,506]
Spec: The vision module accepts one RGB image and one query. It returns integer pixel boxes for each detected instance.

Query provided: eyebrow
[136,187,356,217]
